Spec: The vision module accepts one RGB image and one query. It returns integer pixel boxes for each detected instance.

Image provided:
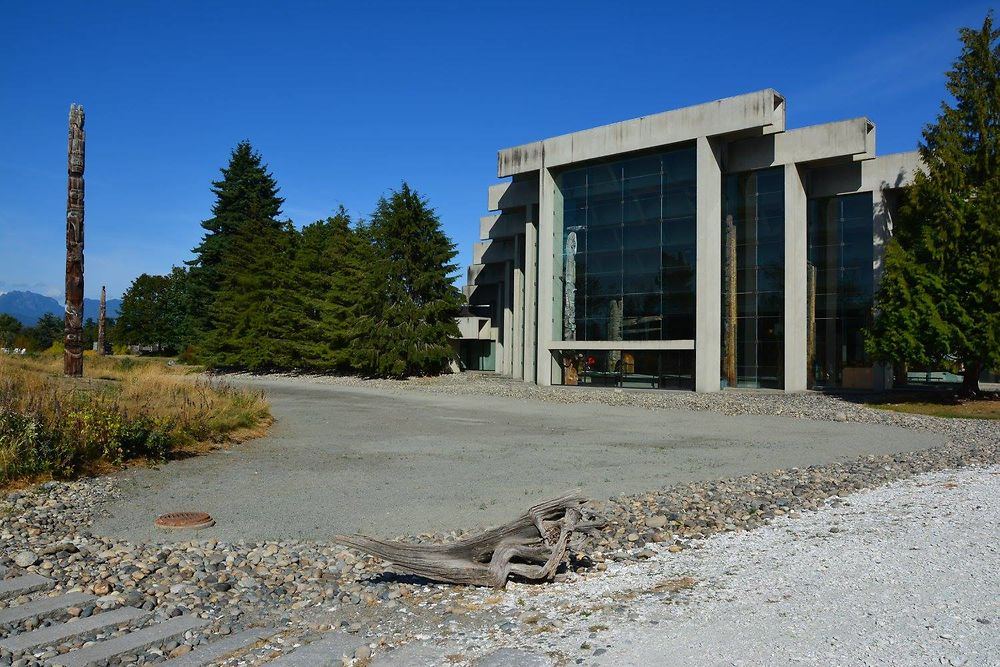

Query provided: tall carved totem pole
[97,285,107,356]
[64,104,85,376]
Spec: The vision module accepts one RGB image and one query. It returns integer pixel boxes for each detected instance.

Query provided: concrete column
[695,136,723,392]
[494,281,505,374]
[523,212,538,384]
[512,234,524,380]
[536,169,556,386]
[503,260,515,376]
[784,164,808,392]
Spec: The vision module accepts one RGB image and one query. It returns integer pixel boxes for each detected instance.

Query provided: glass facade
[721,168,785,389]
[556,145,697,343]
[807,193,874,387]
[558,349,694,389]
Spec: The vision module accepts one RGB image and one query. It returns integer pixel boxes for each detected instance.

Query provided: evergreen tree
[352,183,463,377]
[868,13,1000,392]
[291,207,365,370]
[201,217,300,371]
[0,313,21,347]
[187,141,285,336]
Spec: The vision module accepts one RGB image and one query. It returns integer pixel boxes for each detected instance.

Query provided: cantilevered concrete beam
[726,118,876,173]
[498,89,786,177]
[480,211,526,240]
[473,239,515,265]
[487,180,539,211]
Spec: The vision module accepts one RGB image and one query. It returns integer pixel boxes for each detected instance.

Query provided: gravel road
[448,465,1000,667]
[90,375,945,542]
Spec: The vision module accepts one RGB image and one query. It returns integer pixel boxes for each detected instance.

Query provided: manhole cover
[155,511,215,530]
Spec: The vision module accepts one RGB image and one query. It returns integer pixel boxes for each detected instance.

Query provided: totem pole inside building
[64,104,85,377]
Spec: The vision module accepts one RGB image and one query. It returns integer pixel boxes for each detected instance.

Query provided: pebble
[13,550,37,568]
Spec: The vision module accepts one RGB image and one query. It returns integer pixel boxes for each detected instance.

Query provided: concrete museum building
[455,89,920,392]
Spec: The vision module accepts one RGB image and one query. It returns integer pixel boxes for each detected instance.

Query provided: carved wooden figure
[97,285,106,356]
[64,104,85,376]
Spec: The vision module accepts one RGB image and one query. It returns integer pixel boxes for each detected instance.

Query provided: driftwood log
[335,492,592,588]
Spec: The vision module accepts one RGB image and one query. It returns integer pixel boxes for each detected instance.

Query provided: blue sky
[0,0,992,299]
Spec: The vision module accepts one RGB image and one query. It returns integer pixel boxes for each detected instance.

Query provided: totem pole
[724,214,737,388]
[97,285,106,356]
[64,104,85,377]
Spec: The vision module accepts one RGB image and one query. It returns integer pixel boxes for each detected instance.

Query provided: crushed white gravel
[456,465,1000,667]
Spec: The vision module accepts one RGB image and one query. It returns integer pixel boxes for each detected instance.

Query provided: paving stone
[48,615,208,667]
[267,632,355,666]
[0,592,96,626]
[0,574,54,601]
[0,606,149,654]
[160,627,276,666]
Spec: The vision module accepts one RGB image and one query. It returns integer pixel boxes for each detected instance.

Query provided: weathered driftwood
[64,104,86,377]
[335,492,590,588]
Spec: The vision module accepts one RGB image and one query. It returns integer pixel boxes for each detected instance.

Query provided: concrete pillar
[503,260,514,376]
[536,170,556,385]
[695,136,723,392]
[784,164,807,392]
[494,281,505,374]
[512,234,524,380]
[523,212,538,384]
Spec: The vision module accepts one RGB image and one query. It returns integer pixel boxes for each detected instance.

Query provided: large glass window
[558,349,694,390]
[721,167,785,389]
[556,145,697,343]
[807,193,874,387]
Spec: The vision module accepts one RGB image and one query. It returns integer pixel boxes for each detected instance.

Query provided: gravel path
[444,464,1000,667]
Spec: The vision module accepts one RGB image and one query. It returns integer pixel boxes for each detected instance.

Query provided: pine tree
[291,207,365,370]
[187,141,285,337]
[868,13,1000,393]
[352,183,463,377]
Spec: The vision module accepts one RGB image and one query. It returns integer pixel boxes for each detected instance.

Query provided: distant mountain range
[0,290,121,326]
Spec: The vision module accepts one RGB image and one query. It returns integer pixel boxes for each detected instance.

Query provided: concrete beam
[808,151,921,199]
[480,210,526,240]
[472,239,515,265]
[498,89,786,177]
[726,118,875,173]
[488,180,539,211]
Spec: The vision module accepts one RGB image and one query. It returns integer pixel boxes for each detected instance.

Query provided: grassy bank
[0,352,270,486]
[870,399,999,420]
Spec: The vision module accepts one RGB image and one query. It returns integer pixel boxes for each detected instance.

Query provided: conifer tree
[352,183,463,377]
[187,141,285,337]
[202,217,299,371]
[868,13,1000,393]
[291,207,365,370]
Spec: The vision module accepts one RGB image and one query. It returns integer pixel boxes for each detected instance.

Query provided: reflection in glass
[556,145,697,342]
[721,167,785,389]
[807,194,874,387]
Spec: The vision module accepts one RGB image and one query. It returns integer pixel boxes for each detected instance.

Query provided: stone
[13,551,37,568]
[646,515,668,528]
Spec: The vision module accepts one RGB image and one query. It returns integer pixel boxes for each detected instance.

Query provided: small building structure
[454,90,920,391]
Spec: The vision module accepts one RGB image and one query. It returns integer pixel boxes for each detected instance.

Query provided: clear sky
[0,0,992,299]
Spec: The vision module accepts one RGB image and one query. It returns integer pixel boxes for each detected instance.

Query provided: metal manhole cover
[155,511,215,530]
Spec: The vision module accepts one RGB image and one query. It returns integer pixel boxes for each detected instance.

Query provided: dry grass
[0,351,271,486]
[870,399,1000,420]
